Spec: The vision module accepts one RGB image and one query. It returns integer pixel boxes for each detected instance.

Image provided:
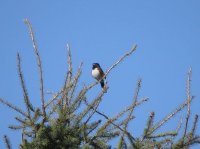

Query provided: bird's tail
[100,80,107,93]
[100,80,104,88]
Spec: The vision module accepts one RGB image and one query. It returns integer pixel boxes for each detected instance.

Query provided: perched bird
[92,63,106,90]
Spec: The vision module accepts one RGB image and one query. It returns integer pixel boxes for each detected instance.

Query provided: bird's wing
[99,68,106,79]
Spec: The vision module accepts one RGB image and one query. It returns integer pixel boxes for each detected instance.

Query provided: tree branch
[24,19,46,121]
[183,68,192,141]
[17,53,34,118]
[3,135,11,149]
[0,98,28,117]
[151,96,194,134]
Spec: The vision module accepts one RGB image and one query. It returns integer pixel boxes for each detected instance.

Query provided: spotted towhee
[92,63,106,90]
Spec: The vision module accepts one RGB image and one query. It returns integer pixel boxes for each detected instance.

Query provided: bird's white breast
[92,68,100,80]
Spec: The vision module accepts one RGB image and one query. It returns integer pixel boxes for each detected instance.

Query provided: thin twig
[186,114,199,147]
[151,96,194,134]
[86,120,102,136]
[24,19,46,120]
[62,71,69,107]
[169,117,183,148]
[67,43,72,81]
[84,91,105,124]
[147,132,177,139]
[110,116,134,132]
[105,45,137,77]
[191,114,199,136]
[125,79,141,124]
[69,62,83,104]
[3,135,11,149]
[142,112,155,140]
[17,53,33,118]
[63,43,73,106]
[120,79,142,143]
[0,98,28,117]
[8,125,25,130]
[44,90,63,108]
[183,68,192,140]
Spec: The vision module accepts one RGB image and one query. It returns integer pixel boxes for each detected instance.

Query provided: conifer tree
[0,19,200,149]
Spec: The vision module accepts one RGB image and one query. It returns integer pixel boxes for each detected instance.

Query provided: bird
[92,63,106,90]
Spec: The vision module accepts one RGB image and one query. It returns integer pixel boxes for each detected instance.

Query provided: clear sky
[0,0,200,148]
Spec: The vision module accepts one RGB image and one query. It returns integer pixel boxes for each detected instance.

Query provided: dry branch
[17,53,34,118]
[183,68,192,140]
[24,19,46,120]
[119,79,142,147]
[151,96,194,134]
[44,90,63,108]
[0,98,28,117]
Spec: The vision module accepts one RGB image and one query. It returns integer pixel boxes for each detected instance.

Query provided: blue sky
[0,0,200,148]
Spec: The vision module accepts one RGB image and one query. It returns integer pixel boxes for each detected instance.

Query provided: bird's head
[92,63,100,69]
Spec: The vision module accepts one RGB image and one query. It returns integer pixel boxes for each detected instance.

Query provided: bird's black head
[92,63,100,69]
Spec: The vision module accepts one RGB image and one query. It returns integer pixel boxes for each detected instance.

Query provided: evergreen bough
[0,19,200,149]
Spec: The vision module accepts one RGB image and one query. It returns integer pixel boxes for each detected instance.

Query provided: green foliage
[22,124,82,149]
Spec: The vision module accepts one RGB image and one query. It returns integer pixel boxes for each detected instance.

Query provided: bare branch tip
[150,111,155,117]
[80,62,84,66]
[188,67,192,72]
[23,18,29,24]
[187,67,192,78]
[133,44,138,48]
[66,43,70,50]
[137,78,142,86]
[17,52,20,60]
